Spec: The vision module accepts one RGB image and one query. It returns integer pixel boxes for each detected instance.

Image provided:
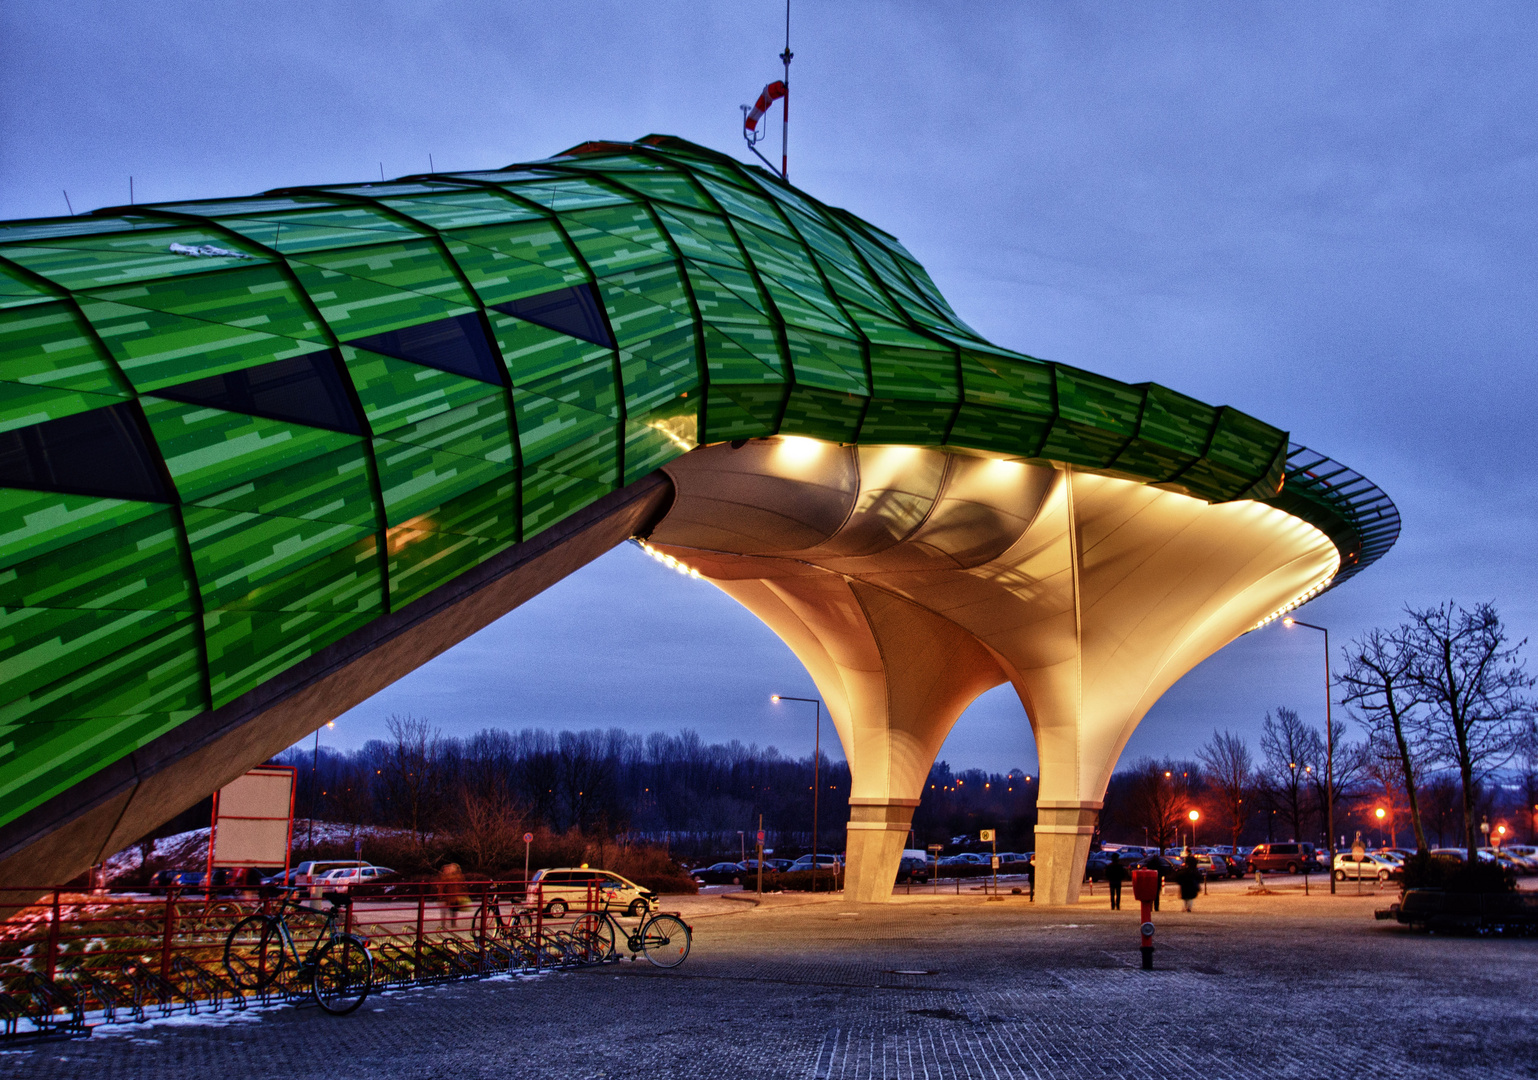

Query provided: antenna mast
[780,0,792,180]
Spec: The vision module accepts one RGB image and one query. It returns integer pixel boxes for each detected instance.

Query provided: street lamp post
[1189,809,1205,894]
[772,694,822,892]
[1284,617,1335,895]
[308,720,336,852]
[1374,806,1387,849]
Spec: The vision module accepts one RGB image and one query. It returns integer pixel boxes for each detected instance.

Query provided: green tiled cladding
[0,134,1389,831]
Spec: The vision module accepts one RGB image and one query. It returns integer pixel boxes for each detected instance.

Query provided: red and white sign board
[208,765,296,872]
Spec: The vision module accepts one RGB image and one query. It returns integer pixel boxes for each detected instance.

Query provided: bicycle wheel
[569,913,616,964]
[312,934,373,1015]
[224,914,286,990]
[638,914,691,969]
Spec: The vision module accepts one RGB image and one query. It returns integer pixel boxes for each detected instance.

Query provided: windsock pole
[780,1,792,179]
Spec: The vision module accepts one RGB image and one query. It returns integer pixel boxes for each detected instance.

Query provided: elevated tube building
[0,137,1396,901]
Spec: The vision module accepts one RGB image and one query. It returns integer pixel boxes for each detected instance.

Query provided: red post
[45,889,62,981]
[414,888,426,969]
[1131,869,1158,970]
[479,882,489,957]
[160,886,180,981]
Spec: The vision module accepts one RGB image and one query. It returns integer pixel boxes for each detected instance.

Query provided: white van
[529,867,658,918]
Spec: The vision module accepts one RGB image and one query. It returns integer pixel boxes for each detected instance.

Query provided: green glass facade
[0,136,1397,831]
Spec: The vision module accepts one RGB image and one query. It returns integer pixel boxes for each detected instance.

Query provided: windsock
[743,80,787,135]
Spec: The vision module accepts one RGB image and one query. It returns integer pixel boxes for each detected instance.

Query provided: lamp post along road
[1284,617,1335,894]
[308,720,335,852]
[773,694,821,891]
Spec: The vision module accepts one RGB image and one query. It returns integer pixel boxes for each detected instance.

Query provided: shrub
[747,868,842,892]
[1400,851,1515,894]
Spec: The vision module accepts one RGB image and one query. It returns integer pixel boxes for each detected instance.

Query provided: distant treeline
[279,716,1038,859]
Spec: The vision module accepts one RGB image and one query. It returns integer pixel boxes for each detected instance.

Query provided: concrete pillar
[844,798,919,902]
[1033,801,1101,905]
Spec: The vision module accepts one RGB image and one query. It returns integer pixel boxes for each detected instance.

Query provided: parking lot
[8,882,1538,1080]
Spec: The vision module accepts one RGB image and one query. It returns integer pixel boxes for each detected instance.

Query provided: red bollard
[1130,869,1158,970]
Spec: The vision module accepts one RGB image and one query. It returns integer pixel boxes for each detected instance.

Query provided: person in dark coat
[1177,854,1201,912]
[1107,852,1125,910]
[1142,853,1165,911]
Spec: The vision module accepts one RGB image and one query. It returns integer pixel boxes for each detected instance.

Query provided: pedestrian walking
[438,862,470,930]
[1107,852,1125,910]
[1142,853,1164,911]
[1177,855,1201,913]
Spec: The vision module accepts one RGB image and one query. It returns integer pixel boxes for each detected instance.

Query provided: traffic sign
[524,832,534,844]
[979,829,995,842]
[757,830,766,843]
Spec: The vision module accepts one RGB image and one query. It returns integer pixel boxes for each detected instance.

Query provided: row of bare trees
[1339,601,1535,860]
[281,715,857,860]
[1102,602,1536,860]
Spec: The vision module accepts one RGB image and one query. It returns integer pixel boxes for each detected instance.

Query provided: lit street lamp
[1374,807,1387,849]
[1283,616,1336,894]
[772,694,822,891]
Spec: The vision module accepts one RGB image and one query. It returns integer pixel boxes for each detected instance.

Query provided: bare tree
[1305,720,1367,849]
[376,714,443,844]
[1196,730,1253,853]
[1259,708,1315,842]
[1120,758,1191,851]
[1338,626,1432,851]
[1406,602,1535,861]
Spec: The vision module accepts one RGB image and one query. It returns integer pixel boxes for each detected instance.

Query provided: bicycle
[568,906,692,969]
[471,887,582,971]
[222,887,374,1014]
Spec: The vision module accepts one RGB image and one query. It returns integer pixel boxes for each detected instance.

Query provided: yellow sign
[979,829,995,842]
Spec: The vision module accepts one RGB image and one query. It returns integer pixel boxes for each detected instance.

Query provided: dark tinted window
[0,403,170,502]
[346,313,505,385]
[152,350,363,434]
[1276,844,1298,854]
[492,284,614,347]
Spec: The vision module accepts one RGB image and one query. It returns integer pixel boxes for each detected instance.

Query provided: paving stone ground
[6,880,1537,1079]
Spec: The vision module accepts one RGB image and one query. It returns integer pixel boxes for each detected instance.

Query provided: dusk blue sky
[4,3,1533,772]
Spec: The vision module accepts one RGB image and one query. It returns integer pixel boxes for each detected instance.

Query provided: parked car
[1431,847,1497,864]
[1332,852,1402,882]
[530,867,658,917]
[319,865,396,891]
[1189,853,1229,879]
[788,854,842,873]
[897,856,930,883]
[150,869,205,891]
[1247,843,1319,874]
[1483,848,1530,875]
[282,860,371,893]
[691,861,746,885]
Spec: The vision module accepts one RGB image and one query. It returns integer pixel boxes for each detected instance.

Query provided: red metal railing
[0,876,613,1038]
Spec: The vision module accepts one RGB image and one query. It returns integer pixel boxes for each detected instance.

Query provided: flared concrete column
[687,572,1006,903]
[1034,801,1101,905]
[845,798,919,902]
[651,439,1340,907]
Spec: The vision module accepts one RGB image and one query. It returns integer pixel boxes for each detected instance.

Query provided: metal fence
[0,877,669,1040]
